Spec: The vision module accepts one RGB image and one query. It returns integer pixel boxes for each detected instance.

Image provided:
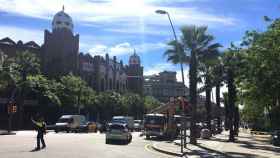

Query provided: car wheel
[146,135,150,140]
[129,136,132,143]
[55,130,58,133]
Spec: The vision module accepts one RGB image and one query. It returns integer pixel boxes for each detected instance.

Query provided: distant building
[144,71,188,102]
[125,50,144,95]
[0,37,41,58]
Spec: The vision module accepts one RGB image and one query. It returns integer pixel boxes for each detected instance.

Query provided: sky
[0,0,279,88]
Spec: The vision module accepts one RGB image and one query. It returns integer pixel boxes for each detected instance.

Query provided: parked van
[54,115,86,133]
[112,116,134,131]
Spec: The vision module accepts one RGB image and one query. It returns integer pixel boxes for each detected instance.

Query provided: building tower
[126,49,143,95]
[42,6,79,78]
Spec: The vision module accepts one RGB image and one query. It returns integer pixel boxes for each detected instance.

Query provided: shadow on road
[105,140,131,146]
[195,143,263,158]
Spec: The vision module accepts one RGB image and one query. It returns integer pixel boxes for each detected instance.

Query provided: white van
[54,115,86,133]
[112,116,134,131]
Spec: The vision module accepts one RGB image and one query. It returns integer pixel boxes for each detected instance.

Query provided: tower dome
[52,6,73,32]
[129,49,141,65]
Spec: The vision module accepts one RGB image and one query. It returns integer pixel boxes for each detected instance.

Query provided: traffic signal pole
[7,103,16,133]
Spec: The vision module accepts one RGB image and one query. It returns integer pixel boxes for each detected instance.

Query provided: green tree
[211,57,224,131]
[26,75,61,106]
[59,74,89,114]
[95,91,122,121]
[121,93,144,119]
[198,47,220,131]
[143,96,161,113]
[180,25,221,144]
[237,17,280,131]
[6,51,41,128]
[221,46,245,141]
[164,40,188,88]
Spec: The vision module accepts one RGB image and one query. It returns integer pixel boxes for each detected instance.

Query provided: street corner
[151,141,184,157]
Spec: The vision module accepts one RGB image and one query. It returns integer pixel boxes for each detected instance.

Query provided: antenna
[62,5,65,12]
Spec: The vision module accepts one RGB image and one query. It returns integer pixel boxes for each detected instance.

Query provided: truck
[54,115,86,133]
[112,116,134,131]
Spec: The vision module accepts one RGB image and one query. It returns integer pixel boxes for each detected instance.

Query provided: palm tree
[221,47,242,142]
[211,57,224,133]
[164,40,188,86]
[164,39,189,146]
[180,25,221,144]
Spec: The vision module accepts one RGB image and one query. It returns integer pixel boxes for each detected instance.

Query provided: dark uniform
[32,117,46,150]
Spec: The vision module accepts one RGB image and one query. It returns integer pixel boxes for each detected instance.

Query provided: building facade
[0,7,143,95]
[144,71,188,102]
[42,9,79,78]
[125,51,144,95]
[79,53,128,93]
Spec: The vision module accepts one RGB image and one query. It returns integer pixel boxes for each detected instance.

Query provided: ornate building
[0,7,143,95]
[79,53,128,93]
[42,8,79,78]
[125,50,144,95]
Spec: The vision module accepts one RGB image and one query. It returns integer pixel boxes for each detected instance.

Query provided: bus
[143,113,178,139]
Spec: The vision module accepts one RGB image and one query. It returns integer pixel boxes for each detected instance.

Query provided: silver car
[106,123,132,144]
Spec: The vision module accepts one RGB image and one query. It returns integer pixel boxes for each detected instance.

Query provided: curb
[152,142,183,157]
[0,132,16,135]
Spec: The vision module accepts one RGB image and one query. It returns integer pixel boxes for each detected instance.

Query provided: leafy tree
[237,17,280,131]
[59,73,90,114]
[26,75,61,105]
[143,96,161,113]
[95,91,122,121]
[121,93,144,119]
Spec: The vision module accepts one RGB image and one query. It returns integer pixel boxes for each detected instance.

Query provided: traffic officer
[31,116,46,150]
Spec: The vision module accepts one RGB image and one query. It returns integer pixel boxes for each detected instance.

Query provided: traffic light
[12,105,17,113]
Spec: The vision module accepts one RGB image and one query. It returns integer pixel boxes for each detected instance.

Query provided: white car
[106,123,132,144]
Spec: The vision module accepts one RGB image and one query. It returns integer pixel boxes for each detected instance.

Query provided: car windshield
[112,119,126,124]
[57,118,72,123]
[144,116,165,125]
[134,120,141,124]
[109,124,125,130]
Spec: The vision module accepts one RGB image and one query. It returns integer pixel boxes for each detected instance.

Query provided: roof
[145,113,165,117]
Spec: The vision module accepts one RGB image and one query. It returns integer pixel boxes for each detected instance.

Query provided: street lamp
[155,9,187,151]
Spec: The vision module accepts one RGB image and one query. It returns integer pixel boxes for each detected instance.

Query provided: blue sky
[0,0,279,84]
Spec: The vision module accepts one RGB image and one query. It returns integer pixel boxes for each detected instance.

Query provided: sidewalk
[152,131,280,158]
[0,130,16,135]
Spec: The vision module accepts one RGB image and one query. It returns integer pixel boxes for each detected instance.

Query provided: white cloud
[88,42,167,56]
[0,25,44,45]
[0,0,237,29]
[144,62,178,75]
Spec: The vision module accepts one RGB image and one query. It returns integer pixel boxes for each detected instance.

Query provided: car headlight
[274,135,278,138]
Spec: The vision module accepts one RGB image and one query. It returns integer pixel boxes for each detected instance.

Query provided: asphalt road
[0,131,176,158]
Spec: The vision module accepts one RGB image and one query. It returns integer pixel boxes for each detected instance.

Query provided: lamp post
[156,9,187,152]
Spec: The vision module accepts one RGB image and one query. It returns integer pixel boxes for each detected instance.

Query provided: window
[56,21,62,25]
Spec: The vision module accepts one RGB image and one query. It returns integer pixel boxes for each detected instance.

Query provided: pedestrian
[31,115,46,151]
